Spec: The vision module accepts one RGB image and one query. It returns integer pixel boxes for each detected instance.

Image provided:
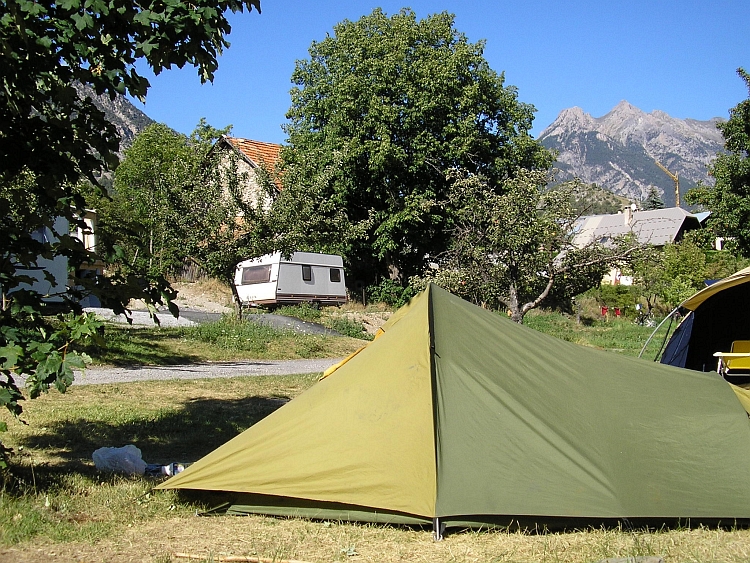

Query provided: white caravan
[234,252,347,308]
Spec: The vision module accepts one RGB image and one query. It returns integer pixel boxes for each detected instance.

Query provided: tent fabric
[160,284,750,525]
[661,269,750,371]
[681,266,750,311]
[730,384,750,415]
[659,312,693,368]
[160,289,437,518]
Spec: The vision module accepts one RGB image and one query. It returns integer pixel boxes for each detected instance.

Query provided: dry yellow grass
[4,515,750,562]
[3,374,750,562]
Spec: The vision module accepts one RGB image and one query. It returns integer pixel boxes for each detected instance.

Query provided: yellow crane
[654,159,680,207]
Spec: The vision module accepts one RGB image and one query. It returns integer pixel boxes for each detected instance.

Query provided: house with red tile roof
[209,136,282,208]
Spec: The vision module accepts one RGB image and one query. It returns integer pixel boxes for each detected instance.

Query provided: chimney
[622,203,636,225]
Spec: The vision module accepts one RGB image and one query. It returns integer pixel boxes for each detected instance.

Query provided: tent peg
[432,517,445,541]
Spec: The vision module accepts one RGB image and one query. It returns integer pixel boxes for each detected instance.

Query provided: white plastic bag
[92,444,147,475]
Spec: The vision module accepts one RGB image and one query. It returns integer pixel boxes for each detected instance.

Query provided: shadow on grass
[11,395,288,490]
[75,327,202,366]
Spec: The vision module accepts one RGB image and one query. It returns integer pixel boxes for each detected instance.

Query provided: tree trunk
[229,280,243,321]
[507,284,524,323]
[385,252,402,283]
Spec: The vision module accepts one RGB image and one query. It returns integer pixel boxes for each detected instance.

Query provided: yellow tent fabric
[159,288,437,518]
[681,266,750,310]
[730,384,750,415]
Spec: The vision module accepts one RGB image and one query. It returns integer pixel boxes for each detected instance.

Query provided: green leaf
[71,12,94,31]
[0,388,16,407]
[0,345,22,370]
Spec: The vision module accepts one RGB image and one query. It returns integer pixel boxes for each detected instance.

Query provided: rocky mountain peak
[73,82,154,158]
[541,106,595,138]
[605,99,644,117]
[538,101,725,206]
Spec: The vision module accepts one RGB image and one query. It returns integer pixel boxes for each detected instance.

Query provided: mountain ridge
[73,86,726,210]
[538,102,725,206]
[73,82,154,158]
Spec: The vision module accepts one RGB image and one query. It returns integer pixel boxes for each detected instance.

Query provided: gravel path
[69,358,342,386]
[84,307,340,335]
[52,307,342,386]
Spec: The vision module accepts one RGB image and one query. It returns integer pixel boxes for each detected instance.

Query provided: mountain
[73,82,154,157]
[537,101,725,207]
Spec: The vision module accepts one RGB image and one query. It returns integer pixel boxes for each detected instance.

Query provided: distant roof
[693,211,711,224]
[573,207,701,247]
[222,136,282,170]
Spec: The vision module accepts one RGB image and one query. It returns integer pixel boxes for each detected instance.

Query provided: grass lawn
[77,316,366,366]
[3,375,750,563]
[77,305,667,368]
[524,310,669,360]
[0,306,720,562]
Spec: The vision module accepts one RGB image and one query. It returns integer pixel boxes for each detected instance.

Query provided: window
[302,265,312,281]
[241,265,271,285]
[329,268,341,283]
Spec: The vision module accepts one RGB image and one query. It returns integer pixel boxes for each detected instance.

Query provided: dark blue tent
[661,267,750,372]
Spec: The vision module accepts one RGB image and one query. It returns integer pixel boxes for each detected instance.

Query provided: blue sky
[131,1,750,143]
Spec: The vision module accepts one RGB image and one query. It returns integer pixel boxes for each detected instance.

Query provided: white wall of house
[216,150,274,210]
[16,216,70,302]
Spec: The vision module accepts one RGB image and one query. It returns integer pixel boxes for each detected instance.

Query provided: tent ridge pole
[638,305,681,359]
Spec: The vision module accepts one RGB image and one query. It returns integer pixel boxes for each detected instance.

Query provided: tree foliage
[99,120,273,310]
[185,150,276,309]
[277,9,552,285]
[0,0,260,469]
[642,186,665,211]
[108,123,199,276]
[686,68,750,256]
[1,0,260,193]
[629,235,750,313]
[413,170,626,323]
[630,240,707,310]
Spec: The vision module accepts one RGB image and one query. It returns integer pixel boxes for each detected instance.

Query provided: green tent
[159,284,750,531]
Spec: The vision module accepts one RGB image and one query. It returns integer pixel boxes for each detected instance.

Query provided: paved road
[70,358,342,386]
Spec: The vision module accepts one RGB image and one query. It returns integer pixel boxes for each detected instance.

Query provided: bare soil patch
[171,280,233,314]
[128,280,234,315]
[340,310,392,335]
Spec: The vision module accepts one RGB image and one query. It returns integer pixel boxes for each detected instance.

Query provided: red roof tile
[225,137,282,170]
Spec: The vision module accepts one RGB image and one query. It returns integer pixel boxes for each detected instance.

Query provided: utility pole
[654,160,680,207]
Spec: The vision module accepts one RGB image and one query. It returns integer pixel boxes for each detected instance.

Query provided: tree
[101,119,235,279]
[686,68,750,256]
[109,124,198,277]
[277,9,552,287]
[0,0,260,468]
[414,169,628,323]
[99,120,273,314]
[183,148,276,312]
[642,186,665,210]
[630,238,711,312]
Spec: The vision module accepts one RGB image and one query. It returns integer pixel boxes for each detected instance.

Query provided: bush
[326,317,373,340]
[365,279,416,308]
[584,285,639,318]
[275,303,322,322]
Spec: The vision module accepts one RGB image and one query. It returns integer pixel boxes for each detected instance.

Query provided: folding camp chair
[714,340,750,377]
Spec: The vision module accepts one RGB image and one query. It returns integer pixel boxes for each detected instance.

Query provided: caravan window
[302,265,312,281]
[241,265,271,285]
[329,268,341,283]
